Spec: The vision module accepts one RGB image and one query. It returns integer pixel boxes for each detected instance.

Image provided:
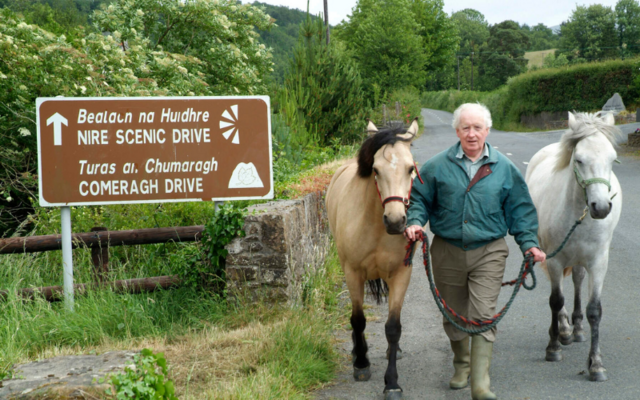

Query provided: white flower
[120,59,125,66]
[6,196,12,202]
[113,31,121,39]
[86,76,92,81]
[177,66,188,74]
[80,85,87,94]
[81,39,86,46]
[230,5,237,11]
[136,9,144,16]
[234,87,239,93]
[103,45,110,51]
[130,28,137,35]
[19,85,27,91]
[18,127,30,137]
[188,91,195,96]
[259,44,265,50]
[255,51,260,57]
[0,72,7,79]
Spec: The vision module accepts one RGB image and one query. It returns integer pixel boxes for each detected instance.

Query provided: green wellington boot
[449,337,470,389]
[470,335,497,400]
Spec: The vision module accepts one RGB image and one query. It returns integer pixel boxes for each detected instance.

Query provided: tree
[409,0,459,90]
[477,20,529,91]
[281,14,369,145]
[528,23,560,51]
[335,0,428,92]
[616,0,640,58]
[451,8,489,56]
[92,0,274,95]
[559,5,618,62]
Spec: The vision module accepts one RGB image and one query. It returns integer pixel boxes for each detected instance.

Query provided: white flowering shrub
[0,2,273,234]
[92,0,274,95]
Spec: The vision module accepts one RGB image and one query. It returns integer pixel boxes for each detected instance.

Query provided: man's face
[456,110,489,157]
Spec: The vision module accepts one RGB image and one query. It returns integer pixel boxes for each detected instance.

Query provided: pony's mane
[357,124,413,177]
[555,112,623,170]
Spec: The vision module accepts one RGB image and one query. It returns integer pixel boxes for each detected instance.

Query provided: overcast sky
[253,0,623,28]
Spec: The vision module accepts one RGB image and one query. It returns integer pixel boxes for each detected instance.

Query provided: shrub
[422,58,640,129]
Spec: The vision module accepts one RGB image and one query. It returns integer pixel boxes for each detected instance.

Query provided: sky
[253,0,624,28]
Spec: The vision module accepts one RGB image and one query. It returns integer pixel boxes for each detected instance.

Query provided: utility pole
[471,52,474,91]
[457,56,460,91]
[324,0,330,45]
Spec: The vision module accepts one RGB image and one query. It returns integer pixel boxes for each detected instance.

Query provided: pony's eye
[373,168,379,175]
[408,166,415,175]
[576,159,583,164]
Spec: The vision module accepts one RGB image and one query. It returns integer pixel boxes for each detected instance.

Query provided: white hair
[452,103,493,130]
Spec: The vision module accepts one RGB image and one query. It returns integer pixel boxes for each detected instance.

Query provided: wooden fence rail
[0,225,205,302]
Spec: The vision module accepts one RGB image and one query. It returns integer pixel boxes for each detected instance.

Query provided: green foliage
[559,4,619,62]
[336,0,428,92]
[478,20,529,91]
[92,0,274,95]
[542,52,570,69]
[281,13,369,145]
[370,87,423,127]
[252,1,320,82]
[451,8,489,56]
[422,58,640,130]
[616,0,640,58]
[410,0,459,91]
[526,23,560,51]
[107,348,177,400]
[196,203,246,287]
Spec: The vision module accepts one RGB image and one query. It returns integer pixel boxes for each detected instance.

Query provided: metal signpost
[36,96,273,310]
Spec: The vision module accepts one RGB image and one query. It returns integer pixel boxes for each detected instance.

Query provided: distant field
[525,49,556,68]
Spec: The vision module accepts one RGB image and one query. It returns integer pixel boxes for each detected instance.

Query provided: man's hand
[525,247,546,263]
[404,225,424,242]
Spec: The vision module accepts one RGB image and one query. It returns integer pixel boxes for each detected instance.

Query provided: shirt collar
[456,143,489,162]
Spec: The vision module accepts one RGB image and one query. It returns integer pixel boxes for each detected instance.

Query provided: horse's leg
[345,268,370,381]
[571,265,587,342]
[546,260,566,361]
[586,260,608,382]
[382,266,411,400]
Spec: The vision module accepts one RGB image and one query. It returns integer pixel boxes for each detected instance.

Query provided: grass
[524,49,556,69]
[0,243,346,399]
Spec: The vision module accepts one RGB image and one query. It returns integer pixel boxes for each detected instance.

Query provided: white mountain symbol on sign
[219,105,240,144]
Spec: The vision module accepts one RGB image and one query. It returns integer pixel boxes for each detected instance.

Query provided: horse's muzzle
[384,215,407,235]
[590,201,612,219]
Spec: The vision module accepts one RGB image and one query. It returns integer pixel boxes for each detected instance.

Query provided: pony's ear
[366,119,378,136]
[602,112,615,126]
[568,112,579,132]
[398,117,419,141]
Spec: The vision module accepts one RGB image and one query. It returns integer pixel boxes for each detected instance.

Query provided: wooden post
[382,104,387,125]
[471,52,474,91]
[457,56,460,91]
[91,227,109,282]
[395,101,400,118]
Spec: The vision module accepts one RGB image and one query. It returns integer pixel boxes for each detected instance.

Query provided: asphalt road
[316,109,640,400]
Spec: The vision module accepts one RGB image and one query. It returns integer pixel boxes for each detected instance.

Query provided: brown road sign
[36,96,273,206]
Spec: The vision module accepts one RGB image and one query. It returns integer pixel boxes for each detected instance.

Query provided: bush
[422,58,640,129]
[370,87,424,127]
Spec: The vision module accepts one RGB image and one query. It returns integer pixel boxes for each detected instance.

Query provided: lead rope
[404,206,589,334]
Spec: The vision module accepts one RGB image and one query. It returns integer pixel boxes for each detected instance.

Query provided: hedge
[422,58,640,130]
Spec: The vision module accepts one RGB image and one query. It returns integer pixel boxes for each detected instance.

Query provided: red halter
[374,162,424,209]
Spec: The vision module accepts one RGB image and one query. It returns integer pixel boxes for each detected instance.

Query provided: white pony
[525,112,622,382]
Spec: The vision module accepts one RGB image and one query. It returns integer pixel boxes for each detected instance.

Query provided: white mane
[555,112,623,171]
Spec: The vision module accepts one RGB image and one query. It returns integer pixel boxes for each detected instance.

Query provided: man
[405,103,545,400]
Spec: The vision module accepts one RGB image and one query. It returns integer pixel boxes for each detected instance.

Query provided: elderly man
[405,103,545,400]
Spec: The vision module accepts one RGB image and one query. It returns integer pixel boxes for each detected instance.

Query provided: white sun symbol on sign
[219,105,240,144]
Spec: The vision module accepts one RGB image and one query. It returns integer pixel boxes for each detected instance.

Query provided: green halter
[573,162,617,205]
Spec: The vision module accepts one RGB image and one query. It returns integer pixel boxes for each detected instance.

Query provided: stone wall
[628,131,640,147]
[224,192,330,301]
[520,111,568,130]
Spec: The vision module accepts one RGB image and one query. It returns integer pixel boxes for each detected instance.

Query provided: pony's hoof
[589,371,608,382]
[353,367,371,382]
[386,348,403,360]
[545,351,562,362]
[573,331,587,342]
[560,334,573,346]
[384,389,403,400]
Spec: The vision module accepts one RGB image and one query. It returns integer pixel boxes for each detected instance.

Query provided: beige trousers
[430,236,509,342]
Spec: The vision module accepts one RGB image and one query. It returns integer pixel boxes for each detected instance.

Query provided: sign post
[37,96,273,308]
[60,206,74,310]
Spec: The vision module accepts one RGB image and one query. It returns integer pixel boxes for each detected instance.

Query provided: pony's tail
[367,279,389,305]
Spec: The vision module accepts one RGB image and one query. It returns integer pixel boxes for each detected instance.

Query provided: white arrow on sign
[46,112,68,146]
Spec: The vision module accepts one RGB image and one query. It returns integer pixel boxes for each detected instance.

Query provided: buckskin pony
[325,119,420,400]
[525,112,622,381]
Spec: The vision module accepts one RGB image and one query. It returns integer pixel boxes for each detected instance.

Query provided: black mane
[357,124,412,177]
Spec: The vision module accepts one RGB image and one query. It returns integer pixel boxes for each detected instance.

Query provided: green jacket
[407,142,539,253]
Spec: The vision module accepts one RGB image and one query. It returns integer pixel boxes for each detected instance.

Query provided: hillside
[525,49,556,69]
[252,1,319,82]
